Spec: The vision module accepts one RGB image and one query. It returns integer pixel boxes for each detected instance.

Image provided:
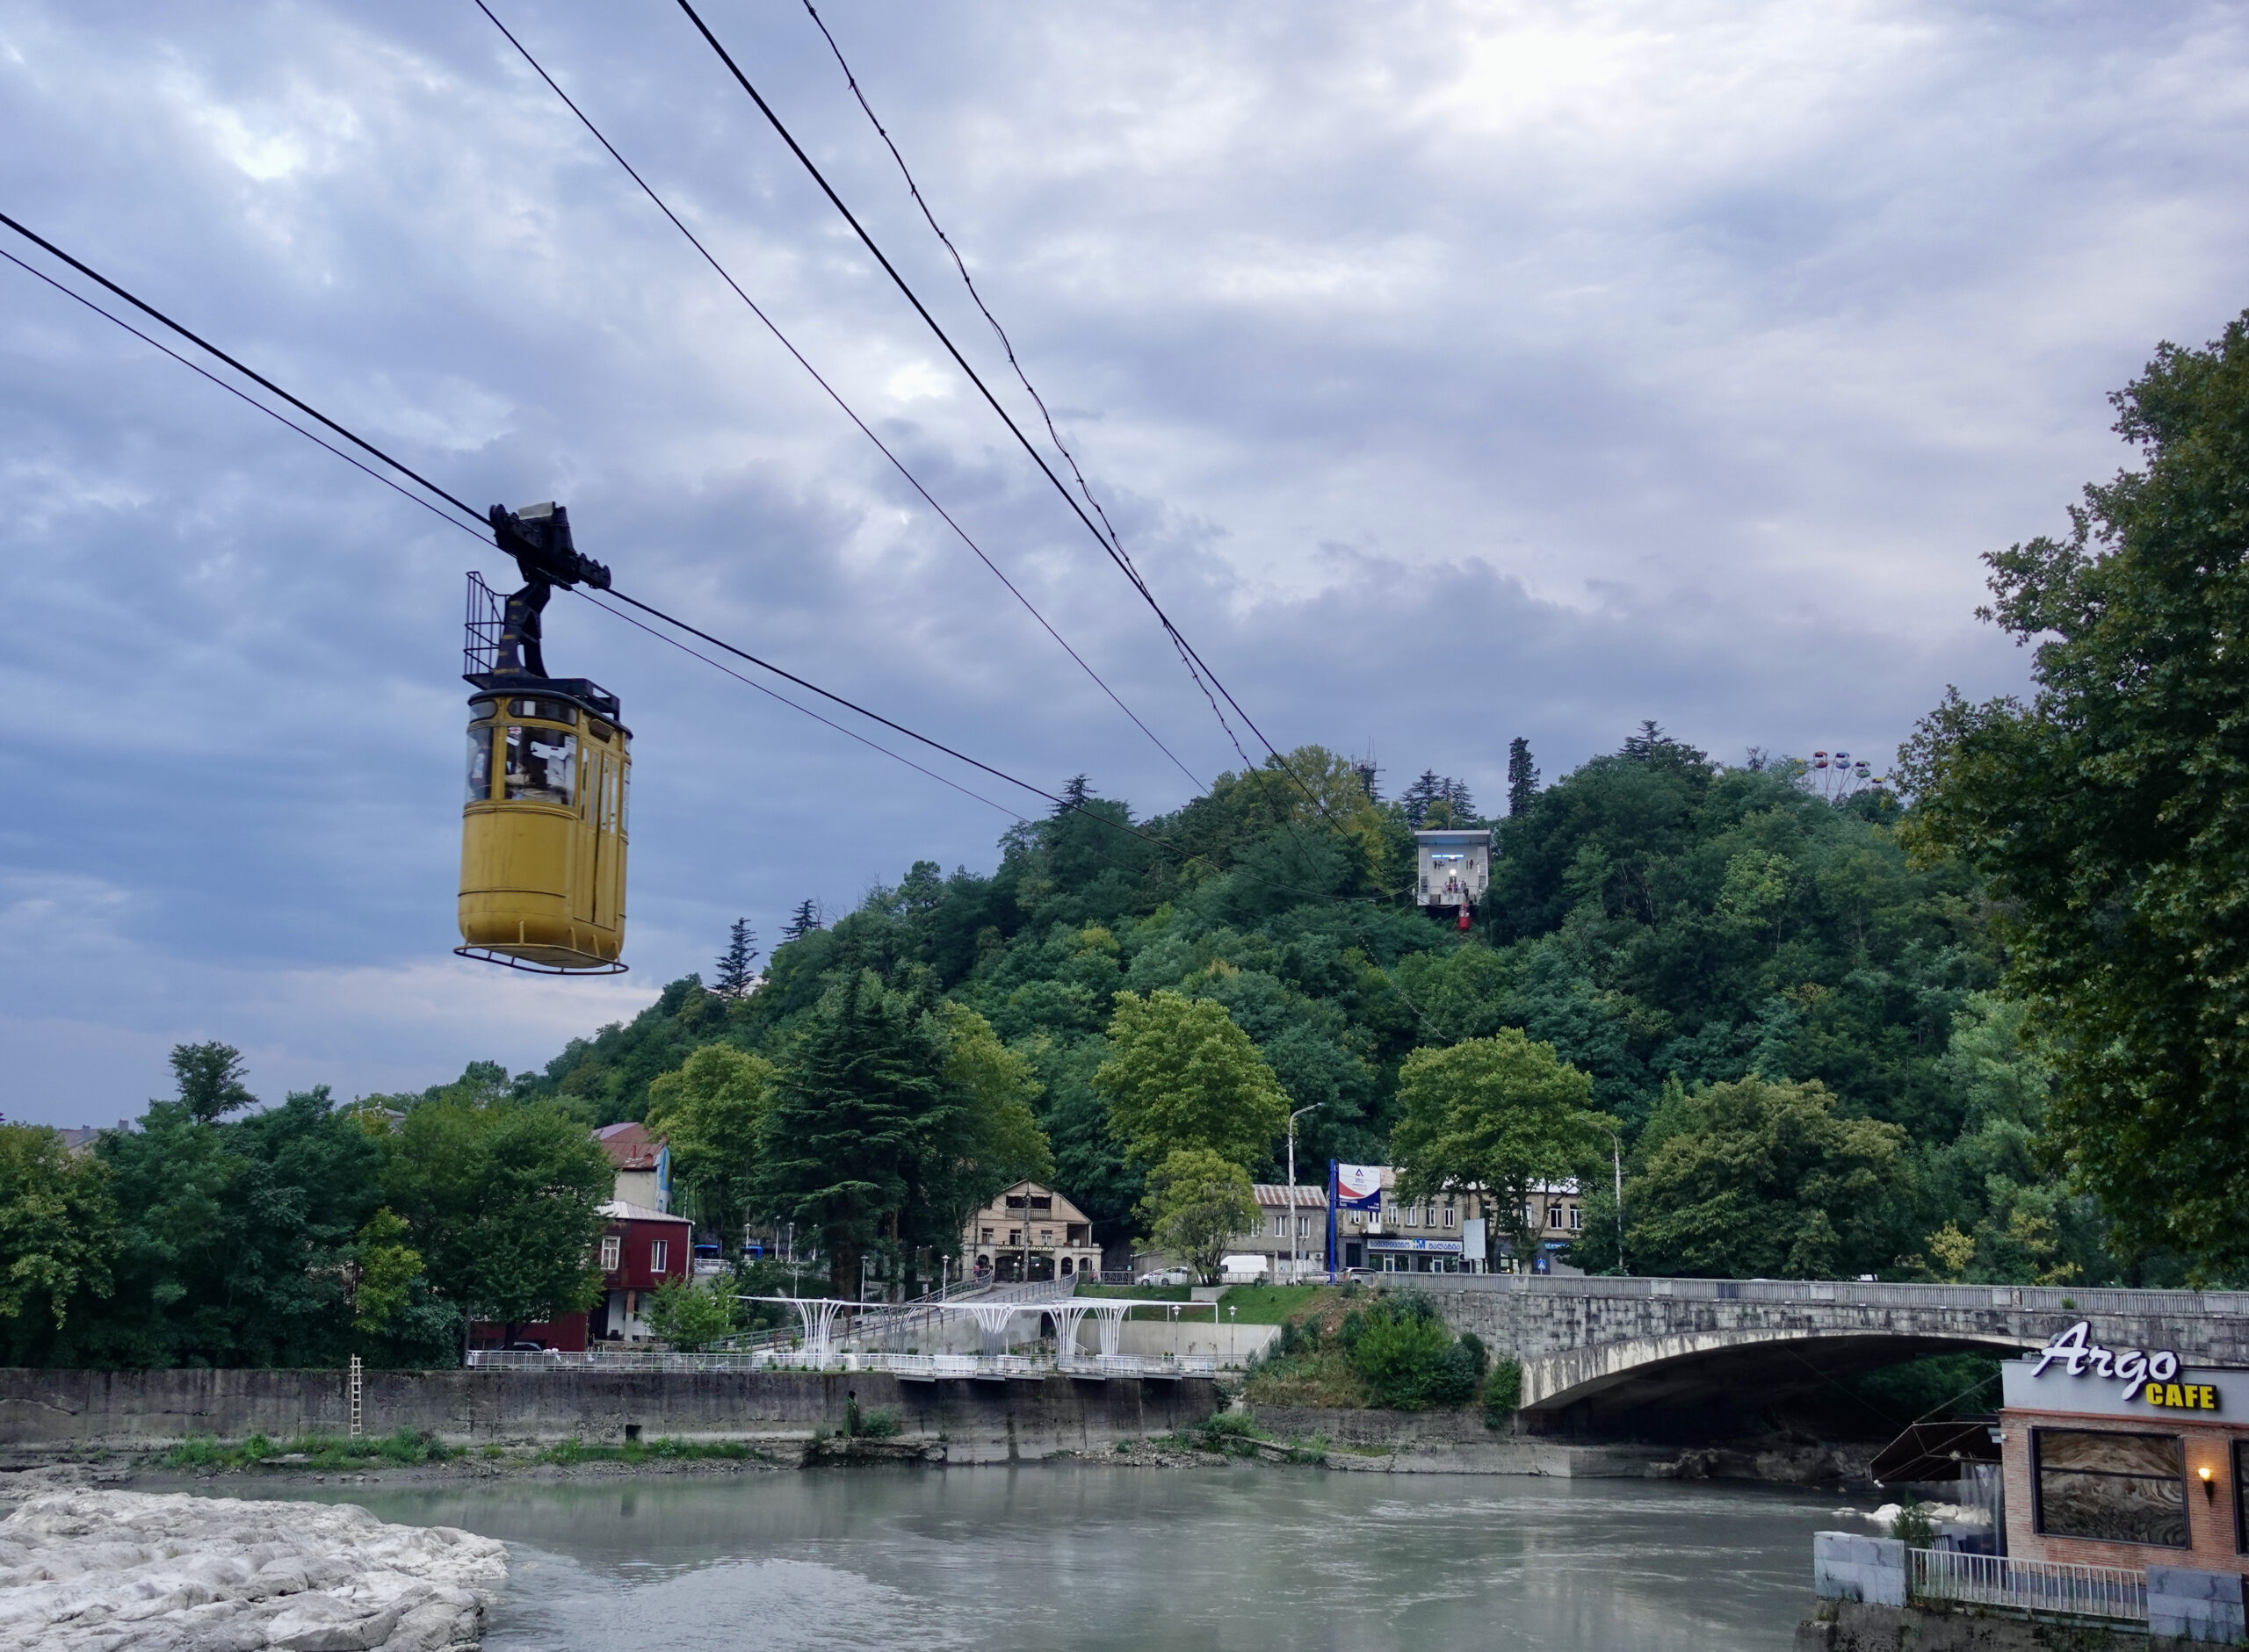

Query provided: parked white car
[1136,1267,1190,1286]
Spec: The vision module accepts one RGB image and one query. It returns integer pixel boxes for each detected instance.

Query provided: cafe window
[2237,1439,2248,1554]
[2034,1429,2188,1547]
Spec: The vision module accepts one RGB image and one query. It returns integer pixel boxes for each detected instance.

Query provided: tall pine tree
[713,919,760,998]
[753,971,956,1295]
[780,899,823,942]
[1506,737,1540,817]
[1400,769,1444,827]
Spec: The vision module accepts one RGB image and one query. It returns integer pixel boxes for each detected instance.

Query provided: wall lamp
[2200,1465,2216,1503]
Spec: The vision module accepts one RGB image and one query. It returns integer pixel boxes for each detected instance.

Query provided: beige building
[1228,1185,1331,1281]
[965,1180,1103,1283]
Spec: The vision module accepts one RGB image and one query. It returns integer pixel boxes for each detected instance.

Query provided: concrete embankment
[1797,1599,2208,1651]
[1247,1406,1669,1475]
[0,1367,1219,1463]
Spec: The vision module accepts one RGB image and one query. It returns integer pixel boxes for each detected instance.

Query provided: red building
[466,1201,692,1353]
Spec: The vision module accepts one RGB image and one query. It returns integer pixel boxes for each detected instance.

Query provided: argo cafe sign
[2001,1321,2240,1419]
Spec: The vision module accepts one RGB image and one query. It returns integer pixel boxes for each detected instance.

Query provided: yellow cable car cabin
[456,501,630,974]
[459,687,629,971]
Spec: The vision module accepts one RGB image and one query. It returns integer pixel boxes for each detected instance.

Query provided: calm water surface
[220,1468,1855,1651]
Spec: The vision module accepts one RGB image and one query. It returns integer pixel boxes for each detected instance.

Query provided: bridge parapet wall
[1404,1277,2249,1417]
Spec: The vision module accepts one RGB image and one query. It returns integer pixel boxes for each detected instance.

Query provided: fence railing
[464,1348,1217,1378]
[1908,1548,2146,1623]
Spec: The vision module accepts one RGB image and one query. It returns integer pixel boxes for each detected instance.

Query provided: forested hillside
[519,727,2145,1288]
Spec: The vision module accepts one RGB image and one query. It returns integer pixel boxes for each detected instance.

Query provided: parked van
[1219,1254,1269,1283]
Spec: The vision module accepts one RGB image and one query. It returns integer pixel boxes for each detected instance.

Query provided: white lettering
[2088,1345,2115,1377]
[2032,1322,2091,1378]
[2149,1351,2179,1382]
[2116,1350,2149,1399]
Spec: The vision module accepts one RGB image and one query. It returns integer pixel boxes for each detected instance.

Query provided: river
[214,1468,1852,1650]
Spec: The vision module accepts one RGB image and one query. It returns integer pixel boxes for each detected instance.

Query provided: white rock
[0,1491,506,1651]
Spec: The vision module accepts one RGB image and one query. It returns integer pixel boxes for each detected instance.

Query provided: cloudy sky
[4,0,2245,1124]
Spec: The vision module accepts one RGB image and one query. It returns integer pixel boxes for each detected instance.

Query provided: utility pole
[1286,1103,1320,1189]
[1610,1130,1627,1276]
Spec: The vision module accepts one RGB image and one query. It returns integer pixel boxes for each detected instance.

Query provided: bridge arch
[1520,1327,2042,1433]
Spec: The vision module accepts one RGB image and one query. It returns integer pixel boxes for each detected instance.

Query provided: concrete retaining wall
[0,1367,1219,1465]
[1248,1404,1664,1475]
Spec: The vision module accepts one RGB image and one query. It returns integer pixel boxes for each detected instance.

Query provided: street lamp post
[1609,1130,1627,1276]
[1286,1103,1321,1284]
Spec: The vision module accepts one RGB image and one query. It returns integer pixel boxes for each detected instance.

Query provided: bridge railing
[463,1348,1217,1378]
[1414,1273,2249,1318]
[1908,1547,2145,1623]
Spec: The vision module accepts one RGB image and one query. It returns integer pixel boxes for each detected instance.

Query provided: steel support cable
[0,210,488,529]
[670,0,1298,786]
[791,0,1255,771]
[575,590,1021,819]
[470,1,1205,796]
[0,247,490,546]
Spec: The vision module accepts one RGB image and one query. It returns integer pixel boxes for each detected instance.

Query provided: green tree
[0,1125,119,1347]
[1623,1076,1912,1278]
[1094,990,1289,1170]
[645,1276,736,1350]
[350,1208,423,1338]
[932,1001,1054,1221]
[382,1093,611,1345]
[754,971,954,1295]
[647,1044,777,1255]
[1138,1148,1258,1285]
[713,918,761,999]
[1899,314,2249,1280]
[170,1042,256,1123]
[1391,1031,1611,1268]
[1506,737,1540,818]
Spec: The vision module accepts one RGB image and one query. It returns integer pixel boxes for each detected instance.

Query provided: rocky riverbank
[0,1483,505,1651]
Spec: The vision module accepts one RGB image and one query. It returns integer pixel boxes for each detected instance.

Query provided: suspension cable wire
[669,0,1302,783]
[1,248,491,547]
[790,0,1257,769]
[800,0,1138,579]
[0,210,489,529]
[576,590,1022,819]
[470,0,1206,796]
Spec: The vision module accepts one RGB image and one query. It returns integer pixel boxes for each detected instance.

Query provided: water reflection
[216,1468,1851,1652]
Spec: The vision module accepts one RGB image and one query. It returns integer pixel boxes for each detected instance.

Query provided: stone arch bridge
[1421,1275,2249,1434]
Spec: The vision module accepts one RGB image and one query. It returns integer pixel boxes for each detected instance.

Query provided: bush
[1891,1499,1938,1547]
[1483,1359,1522,1428]
[857,1408,902,1439]
[1349,1305,1457,1410]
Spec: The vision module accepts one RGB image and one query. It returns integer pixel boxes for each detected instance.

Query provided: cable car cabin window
[503,725,577,806]
[508,698,576,725]
[469,697,497,722]
[2033,1429,2189,1547]
[464,728,494,804]
[618,762,630,835]
[589,718,615,745]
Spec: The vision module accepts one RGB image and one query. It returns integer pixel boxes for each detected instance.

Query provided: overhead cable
[0,210,489,529]
[670,0,1284,770]
[470,0,1205,794]
[0,246,488,545]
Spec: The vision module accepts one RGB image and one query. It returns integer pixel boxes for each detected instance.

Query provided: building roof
[1413,828,1492,846]
[1253,1184,1330,1208]
[594,1121,665,1172]
[966,1179,1093,1228]
[598,1200,692,1226]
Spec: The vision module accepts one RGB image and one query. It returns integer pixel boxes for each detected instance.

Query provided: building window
[1297,1215,1311,1238]
[1443,1207,1456,1229]
[650,1240,669,1273]
[2033,1429,2188,1547]
[1040,1230,1052,1244]
[2235,1439,2247,1554]
[1546,1203,1564,1230]
[980,1228,993,1243]
[1569,1206,1583,1230]
[599,1236,621,1272]
[1009,1229,1021,1246]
